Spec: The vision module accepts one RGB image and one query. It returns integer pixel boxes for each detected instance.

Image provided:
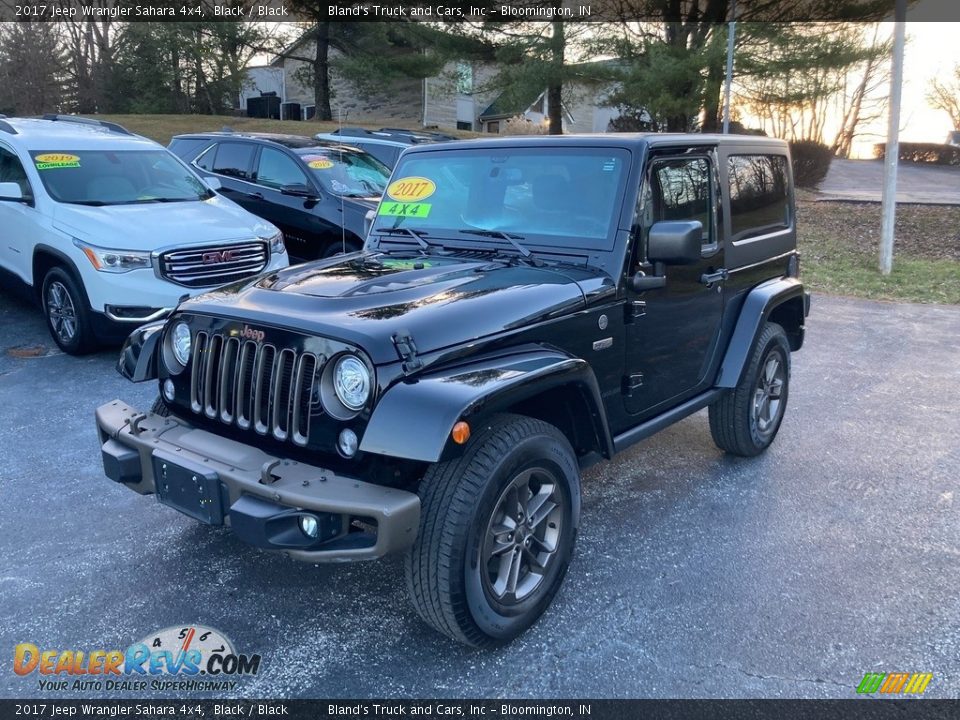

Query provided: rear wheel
[709,322,791,457]
[404,414,580,646]
[41,267,97,355]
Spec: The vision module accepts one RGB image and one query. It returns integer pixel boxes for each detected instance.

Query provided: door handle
[700,268,728,285]
[246,191,264,200]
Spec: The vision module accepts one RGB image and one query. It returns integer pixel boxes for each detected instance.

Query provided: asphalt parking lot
[1,288,958,699]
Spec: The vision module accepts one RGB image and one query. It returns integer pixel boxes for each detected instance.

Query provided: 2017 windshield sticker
[378,201,432,218]
[386,177,435,202]
[35,153,80,170]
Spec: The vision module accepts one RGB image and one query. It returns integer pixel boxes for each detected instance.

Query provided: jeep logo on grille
[236,325,265,343]
[202,250,236,264]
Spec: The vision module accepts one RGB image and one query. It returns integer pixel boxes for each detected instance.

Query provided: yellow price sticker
[35,153,81,170]
[386,177,436,202]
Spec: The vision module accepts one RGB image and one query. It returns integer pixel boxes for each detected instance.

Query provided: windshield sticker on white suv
[35,153,81,170]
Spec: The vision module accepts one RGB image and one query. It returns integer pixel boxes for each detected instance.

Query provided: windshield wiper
[458,229,542,266]
[373,226,433,253]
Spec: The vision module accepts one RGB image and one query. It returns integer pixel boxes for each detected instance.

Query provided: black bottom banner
[2,699,959,720]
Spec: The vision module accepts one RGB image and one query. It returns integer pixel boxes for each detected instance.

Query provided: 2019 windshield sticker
[307,158,334,170]
[35,153,80,170]
[386,177,435,202]
[378,201,432,218]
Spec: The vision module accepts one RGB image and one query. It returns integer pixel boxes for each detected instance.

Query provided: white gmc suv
[0,115,288,354]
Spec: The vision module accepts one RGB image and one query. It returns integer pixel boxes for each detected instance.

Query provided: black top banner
[2,699,960,720]
[0,0,959,22]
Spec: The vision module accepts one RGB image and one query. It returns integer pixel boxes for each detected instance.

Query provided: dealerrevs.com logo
[13,625,261,693]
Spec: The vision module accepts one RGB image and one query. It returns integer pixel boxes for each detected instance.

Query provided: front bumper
[95,400,420,562]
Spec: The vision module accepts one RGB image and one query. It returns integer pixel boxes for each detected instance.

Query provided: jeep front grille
[158,242,268,288]
[190,331,319,445]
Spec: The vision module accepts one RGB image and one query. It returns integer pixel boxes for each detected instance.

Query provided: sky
[881,20,959,147]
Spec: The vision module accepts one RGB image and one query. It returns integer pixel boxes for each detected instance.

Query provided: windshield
[30,150,212,205]
[296,147,390,198]
[375,147,631,250]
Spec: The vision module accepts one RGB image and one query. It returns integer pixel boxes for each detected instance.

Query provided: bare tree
[927,64,960,131]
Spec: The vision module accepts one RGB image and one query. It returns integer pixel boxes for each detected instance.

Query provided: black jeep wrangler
[96,134,809,646]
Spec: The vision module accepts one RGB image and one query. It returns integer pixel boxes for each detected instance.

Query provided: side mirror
[0,182,24,202]
[204,176,222,191]
[647,220,703,265]
[281,183,319,199]
[363,209,376,239]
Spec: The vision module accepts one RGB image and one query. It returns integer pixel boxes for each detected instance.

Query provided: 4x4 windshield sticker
[378,201,431,218]
[35,153,80,170]
[386,177,435,202]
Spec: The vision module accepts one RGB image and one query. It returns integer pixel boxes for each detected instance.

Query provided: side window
[211,142,255,180]
[727,154,790,240]
[0,146,33,200]
[255,147,308,189]
[194,144,217,171]
[647,157,713,247]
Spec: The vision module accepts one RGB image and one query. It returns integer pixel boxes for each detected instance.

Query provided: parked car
[314,127,453,169]
[169,132,390,260]
[97,133,809,646]
[0,115,288,355]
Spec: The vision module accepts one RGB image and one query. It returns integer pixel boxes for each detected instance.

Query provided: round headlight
[333,355,370,411]
[172,322,191,367]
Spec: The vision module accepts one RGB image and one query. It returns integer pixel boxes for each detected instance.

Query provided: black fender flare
[117,320,165,382]
[359,348,613,463]
[715,277,809,388]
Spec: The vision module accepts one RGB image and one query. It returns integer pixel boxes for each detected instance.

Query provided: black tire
[41,266,97,355]
[150,396,171,417]
[404,414,581,647]
[322,237,362,258]
[709,321,791,457]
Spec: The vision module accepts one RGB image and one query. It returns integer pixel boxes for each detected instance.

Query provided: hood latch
[392,330,423,375]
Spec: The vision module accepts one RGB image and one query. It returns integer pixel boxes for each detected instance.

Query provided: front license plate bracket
[152,450,225,525]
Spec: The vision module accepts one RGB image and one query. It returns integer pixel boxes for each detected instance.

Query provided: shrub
[503,115,547,135]
[790,140,834,188]
[873,142,960,166]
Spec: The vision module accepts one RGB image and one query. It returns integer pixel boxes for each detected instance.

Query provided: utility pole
[722,0,737,134]
[880,0,907,275]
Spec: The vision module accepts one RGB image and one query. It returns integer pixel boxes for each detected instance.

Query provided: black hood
[179,253,613,365]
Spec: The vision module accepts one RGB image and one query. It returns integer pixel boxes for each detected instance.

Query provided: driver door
[622,151,726,417]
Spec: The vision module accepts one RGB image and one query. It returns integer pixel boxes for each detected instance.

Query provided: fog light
[299,515,319,539]
[338,428,359,458]
[162,379,175,402]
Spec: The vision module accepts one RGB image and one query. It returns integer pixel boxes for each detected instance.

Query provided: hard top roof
[399,132,789,156]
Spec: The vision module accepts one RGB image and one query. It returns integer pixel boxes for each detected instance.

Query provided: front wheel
[709,321,791,457]
[41,267,97,355]
[404,414,581,646]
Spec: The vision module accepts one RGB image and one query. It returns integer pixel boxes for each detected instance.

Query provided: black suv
[169,132,390,260]
[97,134,809,647]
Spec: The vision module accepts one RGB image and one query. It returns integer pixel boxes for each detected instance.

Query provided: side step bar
[612,388,724,454]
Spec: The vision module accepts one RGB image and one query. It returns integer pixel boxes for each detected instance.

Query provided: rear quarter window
[211,142,255,180]
[727,154,790,240]
[169,137,213,163]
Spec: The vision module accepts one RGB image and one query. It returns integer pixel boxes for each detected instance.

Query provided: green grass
[797,196,960,304]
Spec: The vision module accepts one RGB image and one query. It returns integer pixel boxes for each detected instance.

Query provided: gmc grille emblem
[202,250,235,264]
